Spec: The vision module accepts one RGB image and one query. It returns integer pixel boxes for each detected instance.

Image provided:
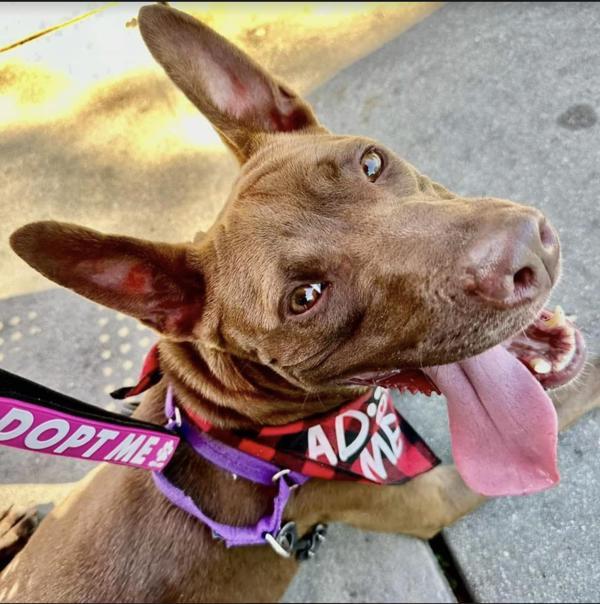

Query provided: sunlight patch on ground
[1,2,441,154]
[0,2,441,298]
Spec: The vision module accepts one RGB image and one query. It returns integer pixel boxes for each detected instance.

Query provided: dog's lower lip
[348,368,439,395]
[502,306,586,389]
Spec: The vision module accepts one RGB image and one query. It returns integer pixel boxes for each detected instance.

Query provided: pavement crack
[429,533,476,603]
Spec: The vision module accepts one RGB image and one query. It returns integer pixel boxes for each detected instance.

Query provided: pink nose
[461,214,560,308]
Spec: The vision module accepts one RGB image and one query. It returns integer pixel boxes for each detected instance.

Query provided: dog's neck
[157,340,365,430]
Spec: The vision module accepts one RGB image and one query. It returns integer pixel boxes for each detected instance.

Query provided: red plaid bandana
[114,346,439,485]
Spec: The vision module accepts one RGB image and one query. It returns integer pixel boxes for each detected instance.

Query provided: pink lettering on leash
[0,397,179,471]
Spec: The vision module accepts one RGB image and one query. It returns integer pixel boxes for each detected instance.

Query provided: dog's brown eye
[290,283,326,314]
[361,150,383,181]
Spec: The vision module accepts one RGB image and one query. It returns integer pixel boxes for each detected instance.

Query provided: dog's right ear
[138,4,321,161]
[10,221,206,340]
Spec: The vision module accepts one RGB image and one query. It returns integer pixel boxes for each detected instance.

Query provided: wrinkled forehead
[214,134,378,251]
[231,133,374,205]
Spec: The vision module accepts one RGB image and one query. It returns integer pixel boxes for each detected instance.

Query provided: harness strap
[153,470,294,547]
[0,368,179,472]
[0,368,171,435]
[152,387,308,548]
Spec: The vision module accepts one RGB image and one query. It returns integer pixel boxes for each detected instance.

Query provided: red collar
[113,346,439,485]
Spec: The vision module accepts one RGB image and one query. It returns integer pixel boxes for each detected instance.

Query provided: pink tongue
[423,345,559,496]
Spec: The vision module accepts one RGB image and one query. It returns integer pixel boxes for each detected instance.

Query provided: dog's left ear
[138,4,322,161]
[10,221,206,339]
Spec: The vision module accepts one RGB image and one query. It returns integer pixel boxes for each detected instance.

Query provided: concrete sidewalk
[1,2,600,602]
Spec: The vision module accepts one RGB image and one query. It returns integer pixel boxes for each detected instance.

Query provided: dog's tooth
[554,343,576,373]
[543,305,566,329]
[531,358,552,374]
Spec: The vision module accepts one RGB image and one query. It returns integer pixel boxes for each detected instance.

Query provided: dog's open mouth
[502,306,586,389]
[349,306,586,497]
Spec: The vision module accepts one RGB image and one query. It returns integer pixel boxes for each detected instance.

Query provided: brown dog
[1,4,599,602]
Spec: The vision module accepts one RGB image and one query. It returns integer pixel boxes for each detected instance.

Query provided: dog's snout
[461,213,560,309]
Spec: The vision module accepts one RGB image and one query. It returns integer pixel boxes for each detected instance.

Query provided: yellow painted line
[0,2,120,54]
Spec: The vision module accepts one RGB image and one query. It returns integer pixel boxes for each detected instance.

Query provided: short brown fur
[1,4,599,602]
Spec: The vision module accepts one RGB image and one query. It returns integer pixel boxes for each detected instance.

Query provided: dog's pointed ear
[10,222,206,339]
[138,4,321,161]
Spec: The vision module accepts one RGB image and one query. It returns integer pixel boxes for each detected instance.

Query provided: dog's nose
[461,214,560,308]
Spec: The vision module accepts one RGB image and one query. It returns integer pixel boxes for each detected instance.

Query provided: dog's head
[10,5,586,495]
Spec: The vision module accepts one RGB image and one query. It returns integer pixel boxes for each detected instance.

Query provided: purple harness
[154,387,310,553]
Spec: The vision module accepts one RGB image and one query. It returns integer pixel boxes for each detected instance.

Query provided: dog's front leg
[287,464,485,540]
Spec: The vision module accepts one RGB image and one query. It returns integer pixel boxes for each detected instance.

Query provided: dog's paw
[0,505,39,571]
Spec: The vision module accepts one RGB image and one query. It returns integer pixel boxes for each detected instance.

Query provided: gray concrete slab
[396,392,600,603]
[283,524,455,604]
[306,2,600,601]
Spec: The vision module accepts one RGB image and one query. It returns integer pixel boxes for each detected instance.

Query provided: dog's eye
[290,283,326,314]
[361,150,384,182]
